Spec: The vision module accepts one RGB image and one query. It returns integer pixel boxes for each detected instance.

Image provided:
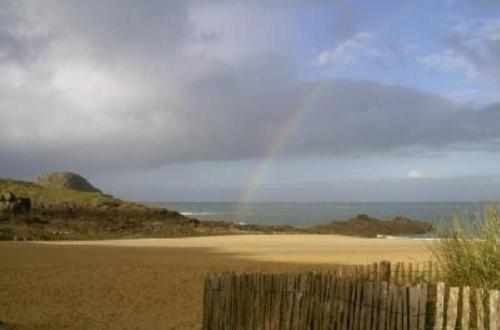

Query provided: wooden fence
[296,261,442,285]
[202,270,500,329]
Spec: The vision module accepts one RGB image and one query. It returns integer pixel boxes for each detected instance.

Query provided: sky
[1,0,500,202]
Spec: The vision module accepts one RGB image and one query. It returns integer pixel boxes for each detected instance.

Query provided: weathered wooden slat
[402,286,409,330]
[446,287,459,330]
[291,274,301,330]
[214,275,221,329]
[461,286,470,330]
[202,276,209,330]
[390,284,397,330]
[314,274,324,329]
[417,283,427,330]
[475,288,484,330]
[379,261,392,282]
[378,281,388,330]
[348,279,356,330]
[394,263,400,285]
[282,274,292,330]
[434,282,446,330]
[337,277,347,330]
[341,279,350,330]
[408,263,413,284]
[409,285,419,330]
[490,290,500,330]
[366,281,374,330]
[400,263,406,286]
[201,264,496,330]
[326,276,336,330]
[301,273,310,330]
[372,280,380,329]
[353,279,363,329]
[360,281,368,330]
[396,286,403,330]
[387,283,394,330]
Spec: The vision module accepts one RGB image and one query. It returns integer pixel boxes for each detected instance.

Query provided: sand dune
[45,234,432,264]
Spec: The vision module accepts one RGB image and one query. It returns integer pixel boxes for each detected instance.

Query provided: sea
[149,202,489,231]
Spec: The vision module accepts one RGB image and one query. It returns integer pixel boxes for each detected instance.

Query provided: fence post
[475,288,485,330]
[418,283,427,330]
[490,290,500,330]
[434,282,446,330]
[461,286,470,330]
[446,287,459,330]
[202,268,497,330]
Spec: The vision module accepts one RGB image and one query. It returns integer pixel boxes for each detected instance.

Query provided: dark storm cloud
[1,0,500,178]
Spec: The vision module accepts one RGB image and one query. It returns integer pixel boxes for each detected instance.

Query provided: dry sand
[0,235,432,329]
[47,234,432,264]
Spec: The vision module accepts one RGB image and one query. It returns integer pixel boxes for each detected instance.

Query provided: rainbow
[234,1,415,220]
[236,80,329,219]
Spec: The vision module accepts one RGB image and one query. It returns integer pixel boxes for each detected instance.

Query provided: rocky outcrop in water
[0,192,31,214]
[312,214,433,237]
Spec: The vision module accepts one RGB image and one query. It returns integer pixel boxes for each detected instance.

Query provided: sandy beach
[47,234,432,264]
[0,235,431,329]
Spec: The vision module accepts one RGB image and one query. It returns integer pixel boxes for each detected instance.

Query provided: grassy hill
[0,176,197,240]
[0,174,165,215]
[0,177,113,207]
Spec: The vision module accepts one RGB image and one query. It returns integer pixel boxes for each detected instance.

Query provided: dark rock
[313,214,433,237]
[0,321,15,329]
[25,217,49,225]
[0,192,15,202]
[0,192,31,214]
[0,228,16,241]
[97,205,111,212]
[0,321,16,330]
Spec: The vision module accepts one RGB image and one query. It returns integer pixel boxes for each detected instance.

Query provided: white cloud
[408,169,429,180]
[420,49,477,78]
[314,33,415,68]
[447,89,500,107]
[315,32,372,66]
[423,17,500,83]
[481,20,500,41]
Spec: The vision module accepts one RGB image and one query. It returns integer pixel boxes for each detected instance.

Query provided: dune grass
[431,205,500,290]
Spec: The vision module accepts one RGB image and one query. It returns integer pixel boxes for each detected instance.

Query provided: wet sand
[0,235,431,329]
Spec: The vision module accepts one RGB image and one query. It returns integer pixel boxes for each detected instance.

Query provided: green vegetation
[0,175,297,240]
[431,205,500,290]
[35,172,101,193]
[0,177,119,209]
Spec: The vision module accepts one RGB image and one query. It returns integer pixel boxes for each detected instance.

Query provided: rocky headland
[0,172,296,241]
[0,172,434,240]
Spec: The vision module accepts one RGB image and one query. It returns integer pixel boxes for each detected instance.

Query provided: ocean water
[150,202,488,229]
